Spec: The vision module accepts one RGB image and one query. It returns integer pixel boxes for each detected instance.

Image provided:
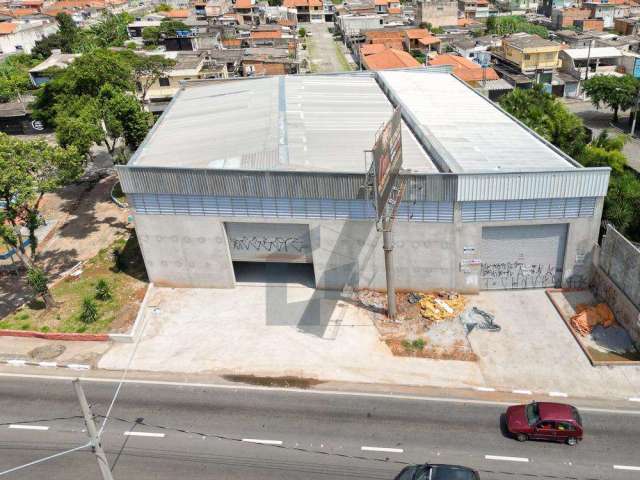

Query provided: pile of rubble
[570,303,616,336]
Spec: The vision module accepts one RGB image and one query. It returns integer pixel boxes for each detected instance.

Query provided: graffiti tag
[481,262,559,289]
[231,236,308,253]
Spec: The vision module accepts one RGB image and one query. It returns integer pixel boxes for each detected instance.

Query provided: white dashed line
[66,364,90,370]
[9,425,49,431]
[549,392,568,398]
[7,360,26,367]
[614,465,640,471]
[512,389,532,395]
[242,438,283,446]
[361,446,404,453]
[485,455,529,463]
[474,387,496,392]
[629,397,640,402]
[39,362,57,368]
[124,431,166,438]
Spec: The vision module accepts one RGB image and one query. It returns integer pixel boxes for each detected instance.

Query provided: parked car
[506,401,583,446]
[394,464,480,480]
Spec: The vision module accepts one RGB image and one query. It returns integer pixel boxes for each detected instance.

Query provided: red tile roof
[360,43,386,55]
[250,30,281,39]
[0,22,17,34]
[162,9,191,17]
[429,54,499,82]
[235,0,252,8]
[363,48,422,70]
[388,6,401,13]
[418,35,440,46]
[405,28,430,39]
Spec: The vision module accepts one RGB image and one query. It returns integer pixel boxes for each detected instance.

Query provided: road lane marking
[549,392,568,397]
[361,446,404,453]
[9,425,49,431]
[39,362,57,368]
[474,387,496,392]
[124,431,165,438]
[7,360,26,366]
[485,455,529,463]
[512,390,532,395]
[614,465,640,471]
[629,397,640,402]
[242,438,283,445]
[3,373,640,416]
[66,364,90,370]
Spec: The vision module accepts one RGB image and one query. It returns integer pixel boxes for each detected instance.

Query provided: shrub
[20,322,31,330]
[95,279,112,301]
[40,326,50,333]
[298,27,306,38]
[26,267,48,296]
[401,339,413,351]
[412,338,426,351]
[80,297,99,324]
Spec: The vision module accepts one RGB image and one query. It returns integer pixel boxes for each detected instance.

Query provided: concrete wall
[133,200,602,293]
[416,0,458,27]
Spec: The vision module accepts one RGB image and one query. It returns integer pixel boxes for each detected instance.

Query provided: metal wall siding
[461,197,597,222]
[456,169,610,201]
[128,193,453,223]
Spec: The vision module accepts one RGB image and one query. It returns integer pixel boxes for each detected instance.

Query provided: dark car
[394,463,480,480]
[506,401,583,446]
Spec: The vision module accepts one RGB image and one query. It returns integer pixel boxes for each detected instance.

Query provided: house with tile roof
[362,47,423,69]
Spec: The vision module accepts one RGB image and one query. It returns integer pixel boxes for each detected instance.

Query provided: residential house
[28,49,78,86]
[242,47,298,75]
[574,18,604,31]
[583,0,629,29]
[322,0,336,21]
[403,28,441,54]
[498,32,562,78]
[415,0,457,27]
[495,0,538,12]
[233,0,257,23]
[336,14,384,41]
[458,0,489,20]
[540,0,577,17]
[363,28,405,49]
[374,0,400,14]
[558,46,624,96]
[614,17,639,35]
[428,53,501,87]
[282,0,323,22]
[450,35,500,61]
[550,7,590,29]
[127,19,161,38]
[0,17,56,54]
[160,8,192,19]
[553,28,597,47]
[362,47,422,69]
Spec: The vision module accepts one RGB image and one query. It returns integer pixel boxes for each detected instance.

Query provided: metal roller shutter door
[225,222,313,263]
[480,224,568,290]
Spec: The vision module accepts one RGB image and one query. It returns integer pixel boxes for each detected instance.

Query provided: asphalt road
[1,377,640,480]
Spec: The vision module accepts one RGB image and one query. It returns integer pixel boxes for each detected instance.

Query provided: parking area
[98,286,640,399]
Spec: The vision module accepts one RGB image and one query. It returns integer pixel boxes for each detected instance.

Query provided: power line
[0,442,91,477]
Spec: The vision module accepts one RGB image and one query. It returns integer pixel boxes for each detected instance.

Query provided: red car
[506,401,583,446]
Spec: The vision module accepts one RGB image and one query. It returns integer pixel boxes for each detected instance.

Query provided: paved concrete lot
[305,23,351,73]
[99,285,640,399]
[99,284,483,388]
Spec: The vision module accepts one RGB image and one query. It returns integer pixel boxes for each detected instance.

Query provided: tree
[0,133,82,276]
[298,27,307,38]
[603,171,640,237]
[31,48,135,125]
[87,12,134,48]
[123,52,176,104]
[31,13,80,59]
[486,15,549,38]
[26,267,54,308]
[154,2,172,11]
[142,20,189,45]
[0,54,39,102]
[410,49,426,64]
[499,84,587,158]
[582,74,640,123]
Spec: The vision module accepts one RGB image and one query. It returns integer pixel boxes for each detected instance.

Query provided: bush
[40,326,50,333]
[401,339,413,351]
[412,338,426,351]
[298,27,306,38]
[80,296,99,324]
[26,267,48,296]
[95,279,112,301]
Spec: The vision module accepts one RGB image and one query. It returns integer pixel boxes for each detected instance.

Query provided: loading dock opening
[232,262,316,287]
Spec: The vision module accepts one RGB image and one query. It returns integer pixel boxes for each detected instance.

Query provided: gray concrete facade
[131,198,603,293]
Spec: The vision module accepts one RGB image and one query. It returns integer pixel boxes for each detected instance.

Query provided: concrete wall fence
[591,223,640,344]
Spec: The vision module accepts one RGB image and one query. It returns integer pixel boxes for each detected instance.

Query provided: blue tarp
[0,238,30,260]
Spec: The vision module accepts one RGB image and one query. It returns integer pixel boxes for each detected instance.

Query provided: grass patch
[1,232,148,334]
[333,41,353,72]
[112,181,128,206]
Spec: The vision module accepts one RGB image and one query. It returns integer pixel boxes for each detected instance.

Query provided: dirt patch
[0,232,148,334]
[356,290,478,362]
[28,344,66,361]
[222,374,325,389]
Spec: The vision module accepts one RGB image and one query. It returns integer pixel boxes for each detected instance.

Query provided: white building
[0,18,57,54]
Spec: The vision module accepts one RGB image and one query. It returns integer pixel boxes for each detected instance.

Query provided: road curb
[0,329,108,342]
[0,358,91,370]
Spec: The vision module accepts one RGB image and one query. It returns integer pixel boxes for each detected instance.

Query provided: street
[1,376,640,479]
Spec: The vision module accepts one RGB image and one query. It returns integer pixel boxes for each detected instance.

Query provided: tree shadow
[110,232,148,283]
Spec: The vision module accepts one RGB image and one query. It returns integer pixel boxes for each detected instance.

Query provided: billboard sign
[371,107,403,220]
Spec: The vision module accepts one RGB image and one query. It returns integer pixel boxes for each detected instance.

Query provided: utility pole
[73,379,115,480]
[382,218,397,320]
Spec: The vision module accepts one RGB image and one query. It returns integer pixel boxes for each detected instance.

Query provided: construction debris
[461,307,501,334]
[418,294,467,321]
[570,303,616,336]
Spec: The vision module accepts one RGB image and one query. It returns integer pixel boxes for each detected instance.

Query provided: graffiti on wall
[231,236,309,253]
[480,261,560,289]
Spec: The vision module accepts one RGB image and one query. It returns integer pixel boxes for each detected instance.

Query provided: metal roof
[377,70,578,173]
[131,74,438,174]
[563,47,623,60]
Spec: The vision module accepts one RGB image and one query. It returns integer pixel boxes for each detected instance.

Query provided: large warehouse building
[117,69,610,293]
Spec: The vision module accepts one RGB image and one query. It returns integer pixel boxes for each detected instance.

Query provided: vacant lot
[1,232,147,334]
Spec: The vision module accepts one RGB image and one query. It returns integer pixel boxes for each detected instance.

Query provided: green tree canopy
[0,133,82,268]
[119,51,176,102]
[582,74,640,123]
[31,13,80,59]
[86,12,134,48]
[486,16,549,38]
[0,54,39,102]
[142,20,190,45]
[499,84,587,158]
[154,3,172,11]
